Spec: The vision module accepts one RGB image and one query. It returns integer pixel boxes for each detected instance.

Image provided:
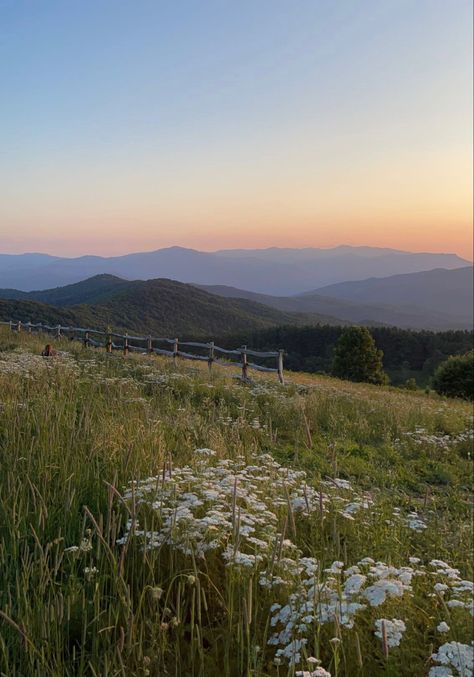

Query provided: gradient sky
[0,0,472,258]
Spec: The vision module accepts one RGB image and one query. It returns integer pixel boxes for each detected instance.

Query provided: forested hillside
[0,278,333,337]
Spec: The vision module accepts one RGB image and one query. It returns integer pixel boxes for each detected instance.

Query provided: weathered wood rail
[0,320,285,383]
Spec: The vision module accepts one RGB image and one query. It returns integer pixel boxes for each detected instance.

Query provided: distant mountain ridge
[197,265,474,330]
[0,276,342,337]
[0,245,469,294]
[313,266,473,318]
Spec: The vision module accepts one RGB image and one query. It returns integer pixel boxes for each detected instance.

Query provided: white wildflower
[374,618,406,647]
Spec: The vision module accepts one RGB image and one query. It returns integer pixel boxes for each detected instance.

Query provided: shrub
[432,351,474,400]
[403,378,418,391]
[332,326,388,385]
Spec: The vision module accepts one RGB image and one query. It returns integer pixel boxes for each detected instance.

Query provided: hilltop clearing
[0,330,472,676]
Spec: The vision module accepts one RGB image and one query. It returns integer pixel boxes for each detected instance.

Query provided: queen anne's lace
[115,451,473,666]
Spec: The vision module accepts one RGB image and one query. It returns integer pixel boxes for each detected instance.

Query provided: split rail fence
[0,320,285,383]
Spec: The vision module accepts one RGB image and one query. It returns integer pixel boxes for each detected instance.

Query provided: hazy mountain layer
[0,246,468,294]
[198,265,474,330]
[314,266,473,319]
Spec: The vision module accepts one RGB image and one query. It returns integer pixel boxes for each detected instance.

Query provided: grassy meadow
[0,328,472,676]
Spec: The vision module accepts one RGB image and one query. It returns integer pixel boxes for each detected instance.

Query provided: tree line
[216,325,474,386]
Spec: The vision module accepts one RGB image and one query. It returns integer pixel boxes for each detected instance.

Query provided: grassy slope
[0,278,331,337]
[0,330,472,676]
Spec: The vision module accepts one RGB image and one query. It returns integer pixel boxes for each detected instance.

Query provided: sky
[0,0,472,259]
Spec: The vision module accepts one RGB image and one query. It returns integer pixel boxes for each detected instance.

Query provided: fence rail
[0,320,285,383]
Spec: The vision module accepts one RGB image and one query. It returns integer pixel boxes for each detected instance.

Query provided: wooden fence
[0,320,285,383]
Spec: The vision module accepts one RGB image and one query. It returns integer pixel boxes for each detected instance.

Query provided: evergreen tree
[332,326,387,384]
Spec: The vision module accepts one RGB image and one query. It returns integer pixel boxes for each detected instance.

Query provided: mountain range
[0,265,472,333]
[0,245,469,295]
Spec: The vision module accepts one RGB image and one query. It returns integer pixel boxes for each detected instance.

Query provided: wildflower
[84,566,98,581]
[435,583,449,594]
[437,622,450,633]
[430,641,473,677]
[80,531,93,552]
[149,587,164,600]
[325,561,344,574]
[406,512,427,531]
[364,579,406,606]
[344,574,367,595]
[64,545,79,553]
[374,618,406,647]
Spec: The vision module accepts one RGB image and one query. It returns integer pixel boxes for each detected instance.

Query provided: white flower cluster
[0,349,78,376]
[430,560,474,617]
[117,452,349,566]
[144,372,191,386]
[115,451,473,667]
[406,511,427,532]
[268,557,415,663]
[429,641,473,677]
[374,618,406,647]
[399,427,474,449]
[117,449,373,563]
[296,666,331,677]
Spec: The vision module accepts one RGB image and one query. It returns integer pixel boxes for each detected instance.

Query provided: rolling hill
[0,274,130,306]
[0,277,340,337]
[0,245,469,294]
[197,265,474,330]
[314,266,473,319]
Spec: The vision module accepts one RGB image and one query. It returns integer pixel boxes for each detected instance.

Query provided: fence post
[208,341,214,377]
[17,320,22,333]
[56,324,61,339]
[241,345,248,381]
[84,330,89,348]
[147,335,152,353]
[106,333,112,353]
[27,321,32,334]
[278,349,285,385]
[173,338,179,367]
[123,333,129,356]
[9,320,12,332]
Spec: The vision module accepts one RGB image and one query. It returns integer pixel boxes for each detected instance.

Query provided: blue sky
[0,0,472,256]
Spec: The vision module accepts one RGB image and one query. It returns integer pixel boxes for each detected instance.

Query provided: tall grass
[0,329,472,676]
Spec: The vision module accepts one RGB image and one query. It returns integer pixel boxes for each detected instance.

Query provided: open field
[0,329,472,676]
